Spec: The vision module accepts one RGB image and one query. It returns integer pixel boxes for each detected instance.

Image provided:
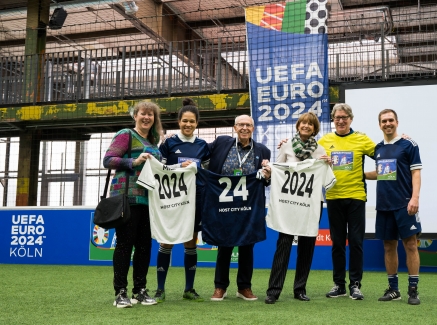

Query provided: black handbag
[93,131,132,229]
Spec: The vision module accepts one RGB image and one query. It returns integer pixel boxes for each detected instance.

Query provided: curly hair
[132,101,163,145]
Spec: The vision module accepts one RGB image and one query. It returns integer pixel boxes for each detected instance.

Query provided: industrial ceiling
[0,0,436,135]
[0,0,436,66]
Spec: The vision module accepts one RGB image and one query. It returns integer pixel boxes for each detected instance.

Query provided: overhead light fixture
[48,7,68,30]
[120,1,139,15]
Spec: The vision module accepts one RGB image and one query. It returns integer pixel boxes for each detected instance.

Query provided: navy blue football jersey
[159,134,210,167]
[197,169,266,246]
[374,137,422,211]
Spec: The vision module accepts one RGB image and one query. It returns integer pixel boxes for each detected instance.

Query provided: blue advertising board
[1,207,434,272]
[0,207,158,266]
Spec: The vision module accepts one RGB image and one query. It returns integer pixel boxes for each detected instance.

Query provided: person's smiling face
[297,120,315,141]
[333,109,352,135]
[234,115,254,146]
[178,111,198,138]
[134,107,155,134]
[379,112,398,138]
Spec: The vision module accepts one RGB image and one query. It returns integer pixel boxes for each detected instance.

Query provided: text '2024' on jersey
[197,169,267,247]
[266,159,336,237]
[137,156,197,244]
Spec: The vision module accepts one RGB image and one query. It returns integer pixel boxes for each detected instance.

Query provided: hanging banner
[246,0,330,160]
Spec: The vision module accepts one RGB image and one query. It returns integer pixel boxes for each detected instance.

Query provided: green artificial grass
[1,265,436,325]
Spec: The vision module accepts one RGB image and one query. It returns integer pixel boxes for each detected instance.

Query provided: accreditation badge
[233,168,242,176]
[376,159,397,180]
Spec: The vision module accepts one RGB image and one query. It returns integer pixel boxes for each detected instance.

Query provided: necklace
[134,127,148,138]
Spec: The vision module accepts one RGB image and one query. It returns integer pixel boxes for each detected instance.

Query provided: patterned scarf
[291,131,318,161]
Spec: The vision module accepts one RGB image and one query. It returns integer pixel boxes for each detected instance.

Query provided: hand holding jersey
[151,99,211,303]
[208,114,271,302]
[198,169,267,247]
[137,155,198,244]
[266,159,336,237]
[265,112,334,304]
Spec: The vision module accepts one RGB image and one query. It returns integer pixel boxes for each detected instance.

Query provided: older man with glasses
[319,103,375,301]
[208,114,271,302]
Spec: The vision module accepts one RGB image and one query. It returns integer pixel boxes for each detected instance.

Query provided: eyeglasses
[333,116,350,121]
[235,123,253,128]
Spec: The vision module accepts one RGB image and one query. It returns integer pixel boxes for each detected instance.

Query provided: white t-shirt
[266,159,336,237]
[137,156,197,244]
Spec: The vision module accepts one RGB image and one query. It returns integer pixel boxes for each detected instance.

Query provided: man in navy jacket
[208,114,271,301]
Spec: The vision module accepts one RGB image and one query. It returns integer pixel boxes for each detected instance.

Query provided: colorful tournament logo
[331,151,353,171]
[92,225,109,245]
[376,159,397,180]
[89,212,117,261]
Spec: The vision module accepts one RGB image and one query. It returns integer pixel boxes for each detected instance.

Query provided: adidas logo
[377,154,380,158]
[189,266,197,271]
[175,149,182,154]
[330,145,335,149]
[157,267,166,272]
[410,225,417,230]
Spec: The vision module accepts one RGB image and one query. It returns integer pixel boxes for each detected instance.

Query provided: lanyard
[235,137,253,168]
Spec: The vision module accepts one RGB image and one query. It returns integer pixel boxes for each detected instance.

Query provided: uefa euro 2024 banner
[246,0,330,160]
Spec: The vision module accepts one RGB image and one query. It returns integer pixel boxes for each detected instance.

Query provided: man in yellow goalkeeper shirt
[319,103,375,301]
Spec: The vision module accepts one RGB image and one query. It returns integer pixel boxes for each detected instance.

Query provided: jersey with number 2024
[197,168,267,247]
[136,156,197,244]
[266,159,336,237]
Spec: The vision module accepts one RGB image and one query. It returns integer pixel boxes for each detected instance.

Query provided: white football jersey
[266,159,336,237]
[137,156,197,244]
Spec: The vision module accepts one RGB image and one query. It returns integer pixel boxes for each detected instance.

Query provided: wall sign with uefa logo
[0,207,120,265]
[10,214,45,258]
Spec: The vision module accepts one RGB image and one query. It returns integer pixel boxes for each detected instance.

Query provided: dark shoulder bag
[93,131,132,229]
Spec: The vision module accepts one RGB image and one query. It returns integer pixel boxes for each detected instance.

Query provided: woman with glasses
[153,98,210,303]
[265,112,331,304]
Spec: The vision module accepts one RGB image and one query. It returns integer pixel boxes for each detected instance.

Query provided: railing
[0,37,249,105]
[1,35,437,105]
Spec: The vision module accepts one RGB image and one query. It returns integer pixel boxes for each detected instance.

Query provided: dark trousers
[113,204,152,294]
[327,199,365,289]
[266,202,322,298]
[214,244,254,290]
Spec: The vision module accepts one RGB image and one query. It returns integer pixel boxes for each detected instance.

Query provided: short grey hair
[331,103,354,120]
[235,115,254,125]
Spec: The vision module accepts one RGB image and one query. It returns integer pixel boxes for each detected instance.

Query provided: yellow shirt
[318,131,375,201]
